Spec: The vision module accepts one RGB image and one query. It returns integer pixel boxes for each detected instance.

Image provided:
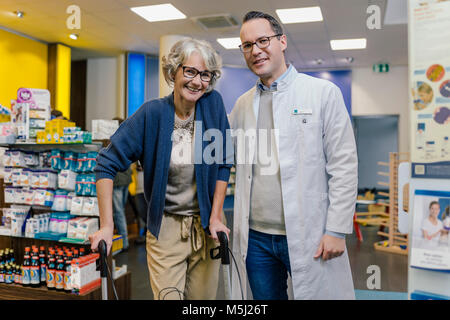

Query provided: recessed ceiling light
[217,37,241,50]
[315,58,324,65]
[330,38,367,50]
[69,33,78,40]
[276,7,323,24]
[130,3,186,22]
[14,11,25,18]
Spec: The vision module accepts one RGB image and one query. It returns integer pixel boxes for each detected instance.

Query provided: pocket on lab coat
[302,191,328,247]
[297,121,324,164]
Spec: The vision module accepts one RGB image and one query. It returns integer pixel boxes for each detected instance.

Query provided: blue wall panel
[216,67,352,115]
[304,70,352,115]
[215,66,258,114]
[127,53,146,117]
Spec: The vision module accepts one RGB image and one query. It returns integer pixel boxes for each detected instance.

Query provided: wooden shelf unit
[373,152,410,256]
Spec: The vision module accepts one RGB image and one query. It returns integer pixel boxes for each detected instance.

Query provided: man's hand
[314,234,345,261]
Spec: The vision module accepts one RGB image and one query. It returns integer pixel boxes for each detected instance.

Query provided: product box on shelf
[42,119,75,144]
[70,253,101,295]
[0,104,11,123]
[4,185,54,207]
[0,122,15,144]
[24,212,50,238]
[16,88,51,111]
[91,119,119,140]
[67,217,98,241]
[58,170,78,191]
[10,88,51,142]
[112,234,124,254]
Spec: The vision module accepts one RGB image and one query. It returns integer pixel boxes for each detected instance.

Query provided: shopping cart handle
[98,240,108,278]
[210,231,230,265]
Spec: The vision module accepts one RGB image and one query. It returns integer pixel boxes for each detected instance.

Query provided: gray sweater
[249,90,286,235]
[164,111,199,215]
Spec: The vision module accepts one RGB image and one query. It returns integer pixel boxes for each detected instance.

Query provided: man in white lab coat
[229,11,358,300]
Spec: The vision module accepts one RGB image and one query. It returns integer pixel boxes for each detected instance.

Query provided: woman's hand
[208,217,230,243]
[89,226,114,255]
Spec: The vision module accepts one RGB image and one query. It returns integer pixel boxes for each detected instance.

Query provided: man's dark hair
[243,11,283,36]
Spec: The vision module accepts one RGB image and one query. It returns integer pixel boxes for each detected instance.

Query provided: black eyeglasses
[239,34,283,53]
[181,66,215,82]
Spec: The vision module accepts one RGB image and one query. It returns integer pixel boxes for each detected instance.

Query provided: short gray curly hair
[162,38,222,92]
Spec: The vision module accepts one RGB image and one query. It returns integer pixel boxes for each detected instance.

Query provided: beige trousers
[146,212,221,300]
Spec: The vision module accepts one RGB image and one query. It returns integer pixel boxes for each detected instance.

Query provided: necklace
[173,111,195,143]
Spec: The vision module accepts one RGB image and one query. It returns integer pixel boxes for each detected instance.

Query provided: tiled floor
[114,221,408,300]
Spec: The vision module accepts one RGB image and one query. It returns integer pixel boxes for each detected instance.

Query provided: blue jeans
[246,229,291,300]
[113,186,129,249]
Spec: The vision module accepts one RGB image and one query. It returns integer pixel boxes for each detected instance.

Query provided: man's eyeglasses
[239,34,283,53]
[182,66,215,82]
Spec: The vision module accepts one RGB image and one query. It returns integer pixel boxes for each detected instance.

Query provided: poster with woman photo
[411,190,450,271]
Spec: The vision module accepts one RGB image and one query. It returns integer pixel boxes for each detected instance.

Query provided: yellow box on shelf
[44,127,52,143]
[112,234,124,254]
[36,130,46,144]
[0,114,11,123]
[51,127,64,144]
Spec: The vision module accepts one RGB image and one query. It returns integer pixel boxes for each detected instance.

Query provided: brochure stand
[408,0,450,300]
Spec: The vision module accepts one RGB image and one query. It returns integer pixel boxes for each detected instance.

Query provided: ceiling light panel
[217,37,241,49]
[330,38,367,50]
[130,4,186,22]
[276,7,323,24]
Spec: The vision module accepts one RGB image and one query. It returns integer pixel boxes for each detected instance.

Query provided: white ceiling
[0,0,408,70]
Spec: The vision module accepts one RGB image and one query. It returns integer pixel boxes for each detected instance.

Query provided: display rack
[373,152,410,255]
[0,142,131,299]
[0,234,131,300]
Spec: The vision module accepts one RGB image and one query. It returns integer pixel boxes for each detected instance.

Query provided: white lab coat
[229,66,358,300]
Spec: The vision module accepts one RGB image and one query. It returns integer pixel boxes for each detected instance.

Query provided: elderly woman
[90,38,232,300]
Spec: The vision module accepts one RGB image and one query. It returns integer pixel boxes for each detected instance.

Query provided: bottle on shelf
[22,247,31,286]
[4,249,10,264]
[10,249,15,264]
[0,250,4,266]
[39,246,47,284]
[14,265,21,284]
[0,264,4,283]
[64,252,73,292]
[19,266,24,285]
[55,257,65,291]
[30,254,40,287]
[79,247,85,257]
[5,265,12,284]
[46,250,56,290]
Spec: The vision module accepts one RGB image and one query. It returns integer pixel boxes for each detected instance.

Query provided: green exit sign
[373,63,389,73]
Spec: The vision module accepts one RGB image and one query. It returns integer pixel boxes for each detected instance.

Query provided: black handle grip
[217,231,230,265]
[209,231,230,265]
[98,240,108,278]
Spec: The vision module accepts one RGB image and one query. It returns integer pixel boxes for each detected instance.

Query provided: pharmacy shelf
[0,142,102,152]
[0,271,131,300]
[1,234,90,246]
[3,203,99,217]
